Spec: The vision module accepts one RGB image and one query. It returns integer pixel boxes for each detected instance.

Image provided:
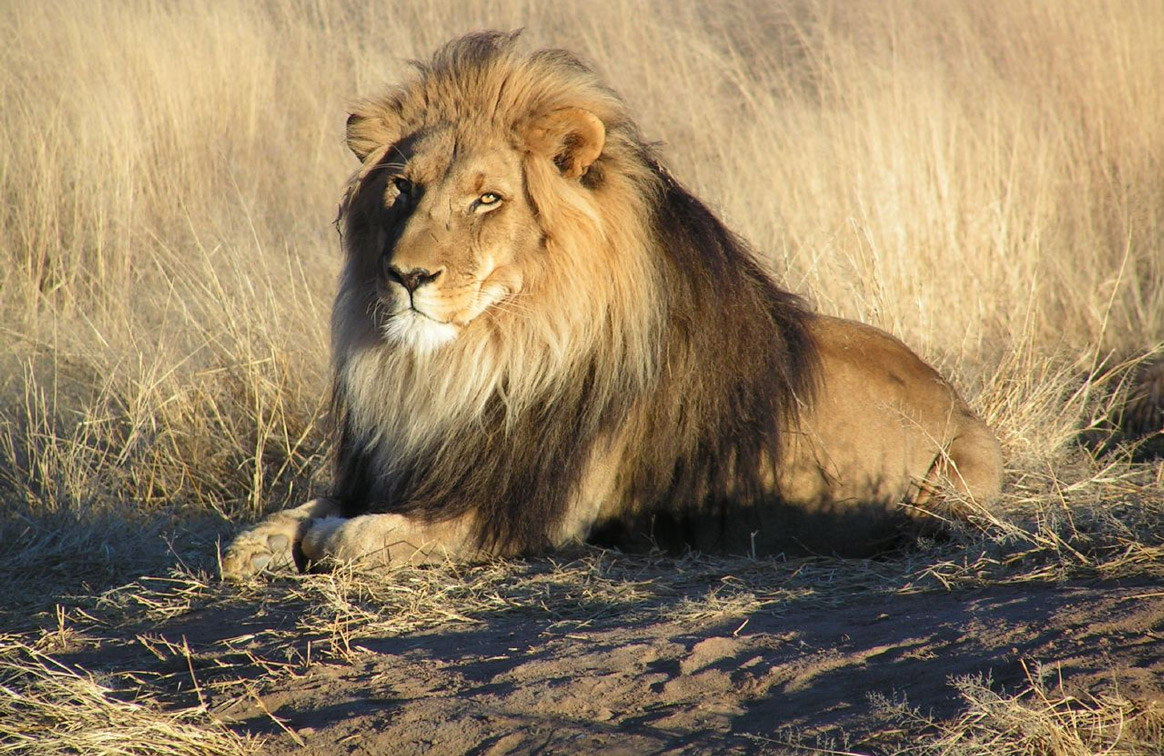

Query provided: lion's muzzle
[386,263,444,296]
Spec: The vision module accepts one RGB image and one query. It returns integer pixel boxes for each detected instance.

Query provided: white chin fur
[384,311,460,355]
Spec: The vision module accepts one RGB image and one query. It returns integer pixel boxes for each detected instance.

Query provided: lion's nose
[386,264,442,293]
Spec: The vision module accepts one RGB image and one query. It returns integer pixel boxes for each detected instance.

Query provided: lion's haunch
[222,31,1002,579]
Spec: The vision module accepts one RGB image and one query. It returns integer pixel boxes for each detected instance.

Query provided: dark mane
[593,166,820,551]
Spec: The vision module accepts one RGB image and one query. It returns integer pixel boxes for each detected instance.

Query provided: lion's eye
[392,176,412,197]
[477,192,502,208]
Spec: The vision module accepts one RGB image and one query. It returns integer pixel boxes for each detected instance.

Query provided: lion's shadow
[48,561,1152,753]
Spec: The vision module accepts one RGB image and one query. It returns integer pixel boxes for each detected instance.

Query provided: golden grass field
[2,0,1164,753]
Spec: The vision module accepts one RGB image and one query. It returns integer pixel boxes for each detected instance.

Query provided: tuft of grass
[879,663,1164,756]
[0,639,257,756]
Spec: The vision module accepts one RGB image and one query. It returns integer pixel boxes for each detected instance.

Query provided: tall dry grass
[1,0,1162,592]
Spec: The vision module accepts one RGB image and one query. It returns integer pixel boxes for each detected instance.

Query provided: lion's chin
[383,311,460,355]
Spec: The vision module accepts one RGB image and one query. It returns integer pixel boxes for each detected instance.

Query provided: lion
[221,31,1003,578]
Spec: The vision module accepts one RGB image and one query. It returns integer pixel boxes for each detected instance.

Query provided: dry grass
[2,0,1164,751]
[0,639,257,756]
[877,663,1164,756]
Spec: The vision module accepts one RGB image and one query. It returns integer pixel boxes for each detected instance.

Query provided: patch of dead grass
[877,663,1164,756]
[0,638,257,756]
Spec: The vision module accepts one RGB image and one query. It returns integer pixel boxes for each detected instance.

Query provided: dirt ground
[43,569,1164,755]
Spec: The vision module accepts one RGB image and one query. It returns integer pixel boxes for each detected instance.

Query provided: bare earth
[51,570,1164,754]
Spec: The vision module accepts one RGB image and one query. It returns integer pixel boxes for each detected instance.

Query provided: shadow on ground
[45,569,1164,755]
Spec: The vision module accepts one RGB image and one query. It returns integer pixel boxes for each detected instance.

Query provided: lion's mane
[331,32,819,554]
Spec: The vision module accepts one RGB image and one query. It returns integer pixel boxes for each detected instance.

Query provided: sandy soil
[52,574,1164,755]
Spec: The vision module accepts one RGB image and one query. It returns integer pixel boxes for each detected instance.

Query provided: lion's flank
[330,32,820,555]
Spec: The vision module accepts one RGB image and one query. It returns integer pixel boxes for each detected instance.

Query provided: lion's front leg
[221,498,342,579]
[300,512,476,571]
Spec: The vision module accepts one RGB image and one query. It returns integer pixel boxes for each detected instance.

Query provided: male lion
[222,32,1002,578]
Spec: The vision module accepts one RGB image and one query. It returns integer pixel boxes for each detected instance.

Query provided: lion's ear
[346,107,401,162]
[523,107,606,179]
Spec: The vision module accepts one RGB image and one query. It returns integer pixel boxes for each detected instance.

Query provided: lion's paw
[220,499,343,581]
[221,526,298,580]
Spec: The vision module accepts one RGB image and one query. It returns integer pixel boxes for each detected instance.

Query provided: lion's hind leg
[918,411,1004,517]
[221,498,342,580]
[944,414,1004,506]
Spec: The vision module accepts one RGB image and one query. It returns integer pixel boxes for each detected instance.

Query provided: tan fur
[769,316,1003,554]
[222,33,1002,579]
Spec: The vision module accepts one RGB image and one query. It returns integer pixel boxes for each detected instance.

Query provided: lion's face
[370,128,537,353]
[342,106,606,356]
